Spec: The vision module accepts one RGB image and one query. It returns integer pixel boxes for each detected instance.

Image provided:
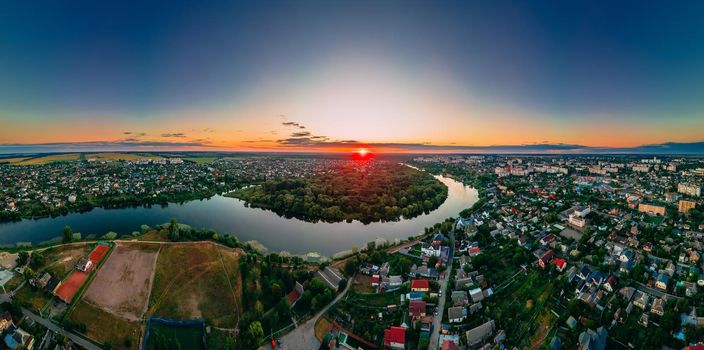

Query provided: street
[264,274,353,350]
[429,229,454,349]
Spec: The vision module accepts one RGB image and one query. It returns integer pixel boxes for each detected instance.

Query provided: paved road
[429,230,454,350]
[265,274,354,350]
[21,307,102,350]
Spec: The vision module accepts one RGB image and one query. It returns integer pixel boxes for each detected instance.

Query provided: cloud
[291,131,311,137]
[161,133,186,138]
[282,121,306,129]
[243,139,275,143]
[0,140,213,153]
[123,131,147,136]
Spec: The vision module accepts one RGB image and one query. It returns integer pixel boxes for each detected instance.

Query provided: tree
[247,321,264,346]
[29,251,45,269]
[338,278,348,290]
[23,267,34,281]
[63,225,73,243]
[16,251,29,266]
[168,219,180,241]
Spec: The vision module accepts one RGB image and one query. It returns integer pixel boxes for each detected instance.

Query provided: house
[75,257,93,272]
[552,258,567,272]
[619,250,634,263]
[411,279,430,292]
[0,312,13,332]
[432,233,444,247]
[371,275,381,287]
[650,298,665,316]
[578,327,607,350]
[448,306,467,323]
[3,327,34,350]
[421,242,441,257]
[540,233,556,245]
[384,275,403,289]
[656,273,670,291]
[469,288,485,303]
[408,291,425,301]
[441,338,459,350]
[633,291,650,310]
[466,320,495,346]
[468,245,482,257]
[539,250,556,269]
[578,266,591,280]
[590,271,605,287]
[451,290,469,306]
[409,300,427,319]
[383,326,406,349]
[603,276,617,293]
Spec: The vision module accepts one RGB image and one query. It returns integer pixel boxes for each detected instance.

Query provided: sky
[1,0,704,154]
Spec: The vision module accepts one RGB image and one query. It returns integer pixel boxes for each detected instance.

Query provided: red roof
[442,340,459,350]
[468,247,481,254]
[384,326,406,345]
[409,300,426,317]
[371,275,381,284]
[411,279,429,290]
[685,346,704,350]
[552,258,567,269]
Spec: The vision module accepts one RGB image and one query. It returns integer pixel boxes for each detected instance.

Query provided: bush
[101,231,118,240]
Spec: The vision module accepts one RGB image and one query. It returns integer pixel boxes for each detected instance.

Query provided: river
[0,175,477,256]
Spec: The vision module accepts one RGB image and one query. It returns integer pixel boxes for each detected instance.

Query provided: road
[429,230,454,350]
[264,274,354,350]
[21,307,102,350]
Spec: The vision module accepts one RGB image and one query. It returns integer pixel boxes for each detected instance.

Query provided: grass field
[0,157,31,164]
[15,154,80,165]
[14,286,52,312]
[68,300,142,350]
[147,243,243,327]
[183,156,220,164]
[314,317,333,342]
[40,244,94,279]
[145,321,205,350]
[84,153,163,161]
[206,328,236,350]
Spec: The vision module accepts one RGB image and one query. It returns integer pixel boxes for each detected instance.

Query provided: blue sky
[1,0,703,152]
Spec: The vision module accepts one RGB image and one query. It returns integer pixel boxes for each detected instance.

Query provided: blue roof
[4,334,17,350]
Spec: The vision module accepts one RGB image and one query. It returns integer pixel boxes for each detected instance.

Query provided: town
[0,153,702,349]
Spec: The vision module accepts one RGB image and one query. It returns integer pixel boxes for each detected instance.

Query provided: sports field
[83,243,159,320]
[54,270,89,303]
[54,243,111,303]
[145,320,206,350]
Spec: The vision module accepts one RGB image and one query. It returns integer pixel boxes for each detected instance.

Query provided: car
[434,309,439,316]
[438,290,443,297]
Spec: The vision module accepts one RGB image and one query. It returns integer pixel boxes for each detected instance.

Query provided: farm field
[68,300,142,350]
[83,243,160,321]
[183,156,220,164]
[15,153,80,165]
[84,152,163,161]
[147,243,243,328]
[0,157,31,164]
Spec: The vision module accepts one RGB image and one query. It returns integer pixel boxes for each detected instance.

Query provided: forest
[230,161,448,223]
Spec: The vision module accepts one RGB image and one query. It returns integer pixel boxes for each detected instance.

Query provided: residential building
[383,326,406,349]
[448,306,467,323]
[680,200,697,214]
[638,203,666,216]
[679,183,702,197]
[466,320,496,346]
